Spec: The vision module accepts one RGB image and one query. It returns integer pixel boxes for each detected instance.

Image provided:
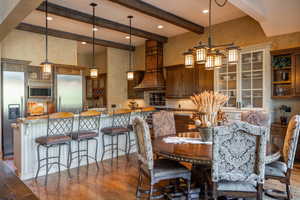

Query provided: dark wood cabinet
[271,47,300,98]
[85,74,107,108]
[127,71,144,99]
[174,114,195,133]
[165,64,213,98]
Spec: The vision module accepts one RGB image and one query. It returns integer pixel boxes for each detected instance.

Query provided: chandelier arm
[214,0,228,7]
[208,0,212,48]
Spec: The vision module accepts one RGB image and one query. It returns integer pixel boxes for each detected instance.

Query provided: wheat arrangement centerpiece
[191,91,229,128]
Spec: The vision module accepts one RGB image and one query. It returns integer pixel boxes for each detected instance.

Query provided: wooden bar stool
[68,110,101,172]
[100,109,131,166]
[35,112,74,185]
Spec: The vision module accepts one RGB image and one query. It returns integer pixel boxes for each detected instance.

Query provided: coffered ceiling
[22,0,246,54]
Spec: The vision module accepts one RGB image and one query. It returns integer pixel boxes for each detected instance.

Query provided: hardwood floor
[24,155,300,200]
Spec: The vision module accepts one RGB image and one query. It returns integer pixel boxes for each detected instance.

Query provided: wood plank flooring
[23,155,300,200]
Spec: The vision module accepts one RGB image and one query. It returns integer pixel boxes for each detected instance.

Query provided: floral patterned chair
[212,121,267,200]
[265,115,300,200]
[152,111,176,138]
[133,117,191,199]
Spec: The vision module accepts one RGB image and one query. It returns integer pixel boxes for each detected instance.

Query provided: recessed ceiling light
[93,27,98,31]
[202,9,209,14]
[81,41,87,44]
[157,25,164,29]
[46,16,53,21]
[125,36,130,39]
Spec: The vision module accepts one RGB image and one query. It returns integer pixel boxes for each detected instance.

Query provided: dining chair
[152,111,176,138]
[133,117,191,200]
[100,109,131,166]
[35,112,74,185]
[212,121,267,200]
[265,115,300,200]
[68,110,101,172]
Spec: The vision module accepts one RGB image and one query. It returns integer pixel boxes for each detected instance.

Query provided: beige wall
[106,47,129,108]
[77,49,107,74]
[1,30,77,66]
[133,16,300,119]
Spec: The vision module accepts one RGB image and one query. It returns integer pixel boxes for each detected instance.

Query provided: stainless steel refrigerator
[56,74,83,113]
[2,71,25,156]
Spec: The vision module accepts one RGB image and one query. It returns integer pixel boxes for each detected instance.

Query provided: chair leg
[111,135,114,167]
[186,179,191,200]
[67,142,72,178]
[136,168,142,198]
[286,183,292,200]
[58,144,61,174]
[127,132,131,156]
[94,138,99,169]
[100,134,105,162]
[149,184,154,200]
[35,144,41,180]
[257,183,263,200]
[86,139,89,166]
[116,134,119,159]
[77,140,80,173]
[45,146,49,185]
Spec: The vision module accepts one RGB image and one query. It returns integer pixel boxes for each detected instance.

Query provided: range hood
[135,40,165,90]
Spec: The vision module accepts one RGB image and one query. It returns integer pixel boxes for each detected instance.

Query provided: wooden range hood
[135,40,165,90]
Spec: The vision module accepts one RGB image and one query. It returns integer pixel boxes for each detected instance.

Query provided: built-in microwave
[29,86,52,98]
[28,80,52,98]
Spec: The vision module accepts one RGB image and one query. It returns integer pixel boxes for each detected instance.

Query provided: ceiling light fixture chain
[41,0,52,74]
[214,0,228,7]
[127,15,135,80]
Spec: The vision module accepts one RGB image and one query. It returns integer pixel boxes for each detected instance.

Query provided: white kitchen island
[12,113,139,180]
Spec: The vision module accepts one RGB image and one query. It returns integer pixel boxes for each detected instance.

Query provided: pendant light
[126,16,134,80]
[41,0,52,74]
[90,3,98,79]
[183,0,240,69]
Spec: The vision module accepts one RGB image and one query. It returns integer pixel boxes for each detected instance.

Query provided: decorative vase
[197,127,213,142]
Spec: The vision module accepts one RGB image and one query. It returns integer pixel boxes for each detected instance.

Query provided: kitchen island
[12,112,141,180]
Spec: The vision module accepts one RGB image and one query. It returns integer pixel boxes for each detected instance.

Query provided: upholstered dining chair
[152,111,176,138]
[133,117,191,200]
[212,121,267,200]
[265,115,300,200]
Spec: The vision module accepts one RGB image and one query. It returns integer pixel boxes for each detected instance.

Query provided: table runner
[163,136,212,144]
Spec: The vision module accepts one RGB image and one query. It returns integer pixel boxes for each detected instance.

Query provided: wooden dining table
[153,132,281,166]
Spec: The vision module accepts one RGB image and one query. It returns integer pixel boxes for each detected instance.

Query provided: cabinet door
[240,50,264,109]
[166,67,183,98]
[294,54,300,96]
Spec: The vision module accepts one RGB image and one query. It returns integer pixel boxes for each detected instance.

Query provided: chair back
[282,115,300,169]
[111,109,131,128]
[212,121,267,185]
[78,110,101,132]
[47,112,74,137]
[152,111,176,138]
[132,117,154,170]
[241,110,269,127]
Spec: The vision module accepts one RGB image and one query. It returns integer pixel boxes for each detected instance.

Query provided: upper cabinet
[271,47,300,98]
[165,64,214,98]
[215,44,271,110]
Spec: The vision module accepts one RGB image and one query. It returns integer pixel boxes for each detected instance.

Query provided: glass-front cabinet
[215,45,270,111]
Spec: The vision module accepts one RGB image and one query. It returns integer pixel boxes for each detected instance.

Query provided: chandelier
[126,16,134,80]
[183,0,240,70]
[41,0,52,74]
[90,2,98,79]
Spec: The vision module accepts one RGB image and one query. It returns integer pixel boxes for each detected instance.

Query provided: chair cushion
[101,127,130,134]
[35,135,71,145]
[153,159,190,179]
[70,131,99,140]
[217,181,257,192]
[265,161,287,178]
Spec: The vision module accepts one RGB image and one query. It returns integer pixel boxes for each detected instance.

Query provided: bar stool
[127,107,157,155]
[68,110,101,171]
[100,109,131,166]
[35,112,74,185]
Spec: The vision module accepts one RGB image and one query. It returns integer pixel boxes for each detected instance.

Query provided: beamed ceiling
[22,0,246,54]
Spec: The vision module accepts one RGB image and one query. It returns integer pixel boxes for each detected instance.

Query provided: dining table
[153,132,281,166]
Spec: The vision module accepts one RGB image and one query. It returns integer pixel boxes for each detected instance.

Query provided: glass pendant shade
[184,49,194,68]
[227,47,239,64]
[205,54,215,70]
[195,47,207,64]
[127,71,134,80]
[41,61,52,73]
[214,51,223,68]
[90,68,98,78]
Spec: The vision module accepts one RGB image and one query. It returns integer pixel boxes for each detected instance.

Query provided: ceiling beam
[108,0,204,34]
[36,2,168,43]
[16,23,135,51]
